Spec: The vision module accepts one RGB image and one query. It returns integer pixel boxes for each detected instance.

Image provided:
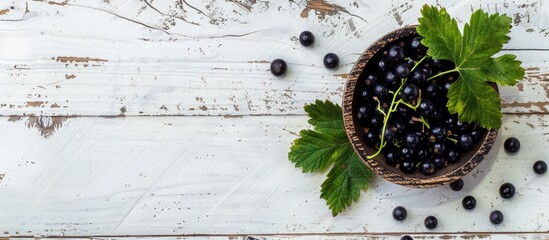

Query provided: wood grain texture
[0,115,548,237]
[0,0,548,116]
[1,0,548,238]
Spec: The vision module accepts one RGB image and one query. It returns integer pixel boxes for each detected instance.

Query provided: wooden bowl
[342,26,499,188]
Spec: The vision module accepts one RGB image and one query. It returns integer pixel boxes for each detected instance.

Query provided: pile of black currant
[355,35,486,176]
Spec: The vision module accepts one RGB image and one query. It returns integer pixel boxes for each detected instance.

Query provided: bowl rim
[342,26,499,188]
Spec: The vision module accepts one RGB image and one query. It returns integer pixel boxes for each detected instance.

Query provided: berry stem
[446,136,458,143]
[366,56,428,160]
[427,68,459,81]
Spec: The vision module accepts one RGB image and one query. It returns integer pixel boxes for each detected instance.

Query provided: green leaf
[288,129,348,173]
[305,100,345,137]
[480,54,525,86]
[320,146,372,216]
[417,5,524,129]
[417,5,461,61]
[446,76,502,129]
[288,99,373,216]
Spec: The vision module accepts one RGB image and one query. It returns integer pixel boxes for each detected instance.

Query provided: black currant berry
[462,196,476,210]
[387,45,405,63]
[395,63,410,78]
[490,210,504,225]
[392,206,407,221]
[409,36,426,58]
[504,137,520,153]
[323,53,339,69]
[409,69,427,85]
[400,147,414,160]
[401,236,413,240]
[365,74,378,86]
[433,157,446,169]
[431,142,446,155]
[458,134,473,151]
[378,58,389,72]
[420,161,436,176]
[446,147,460,163]
[534,160,547,174]
[270,59,287,77]
[430,126,446,142]
[499,183,516,199]
[384,151,399,166]
[418,98,434,117]
[299,31,315,47]
[403,133,419,148]
[400,160,415,174]
[372,83,389,98]
[424,216,438,229]
[385,71,401,90]
[449,179,464,191]
[401,84,419,103]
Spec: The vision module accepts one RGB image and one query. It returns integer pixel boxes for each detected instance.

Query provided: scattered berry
[499,183,516,199]
[462,196,476,210]
[392,206,407,221]
[504,137,520,153]
[490,210,504,225]
[323,53,339,69]
[424,216,438,229]
[298,31,315,47]
[534,160,547,174]
[449,179,464,191]
[270,59,287,77]
[401,236,414,240]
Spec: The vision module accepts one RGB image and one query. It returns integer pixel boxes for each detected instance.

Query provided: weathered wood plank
[0,114,547,236]
[0,0,548,116]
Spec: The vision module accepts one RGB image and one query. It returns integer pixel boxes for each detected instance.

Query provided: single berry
[384,151,399,166]
[365,74,378,86]
[364,131,378,146]
[373,83,389,98]
[357,105,368,120]
[360,90,371,101]
[420,161,436,176]
[489,210,504,225]
[418,98,434,117]
[433,157,446,169]
[449,179,464,191]
[392,206,407,221]
[298,31,315,47]
[323,53,339,69]
[430,126,447,142]
[504,137,520,153]
[446,147,460,163]
[400,160,415,174]
[470,129,482,141]
[385,71,401,89]
[462,196,476,210]
[400,147,414,160]
[395,63,410,78]
[401,236,414,240]
[409,69,427,85]
[270,59,287,77]
[409,36,426,58]
[378,58,389,72]
[431,142,446,155]
[404,133,419,148]
[424,216,438,229]
[387,45,405,63]
[401,84,419,103]
[383,127,396,142]
[425,81,440,98]
[499,183,516,199]
[458,134,473,151]
[415,148,428,159]
[534,160,547,174]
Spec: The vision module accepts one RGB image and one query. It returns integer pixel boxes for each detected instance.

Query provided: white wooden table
[1,0,548,239]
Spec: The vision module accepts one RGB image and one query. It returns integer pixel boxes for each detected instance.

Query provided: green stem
[366,57,428,160]
[420,116,430,129]
[446,136,458,143]
[427,68,459,81]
